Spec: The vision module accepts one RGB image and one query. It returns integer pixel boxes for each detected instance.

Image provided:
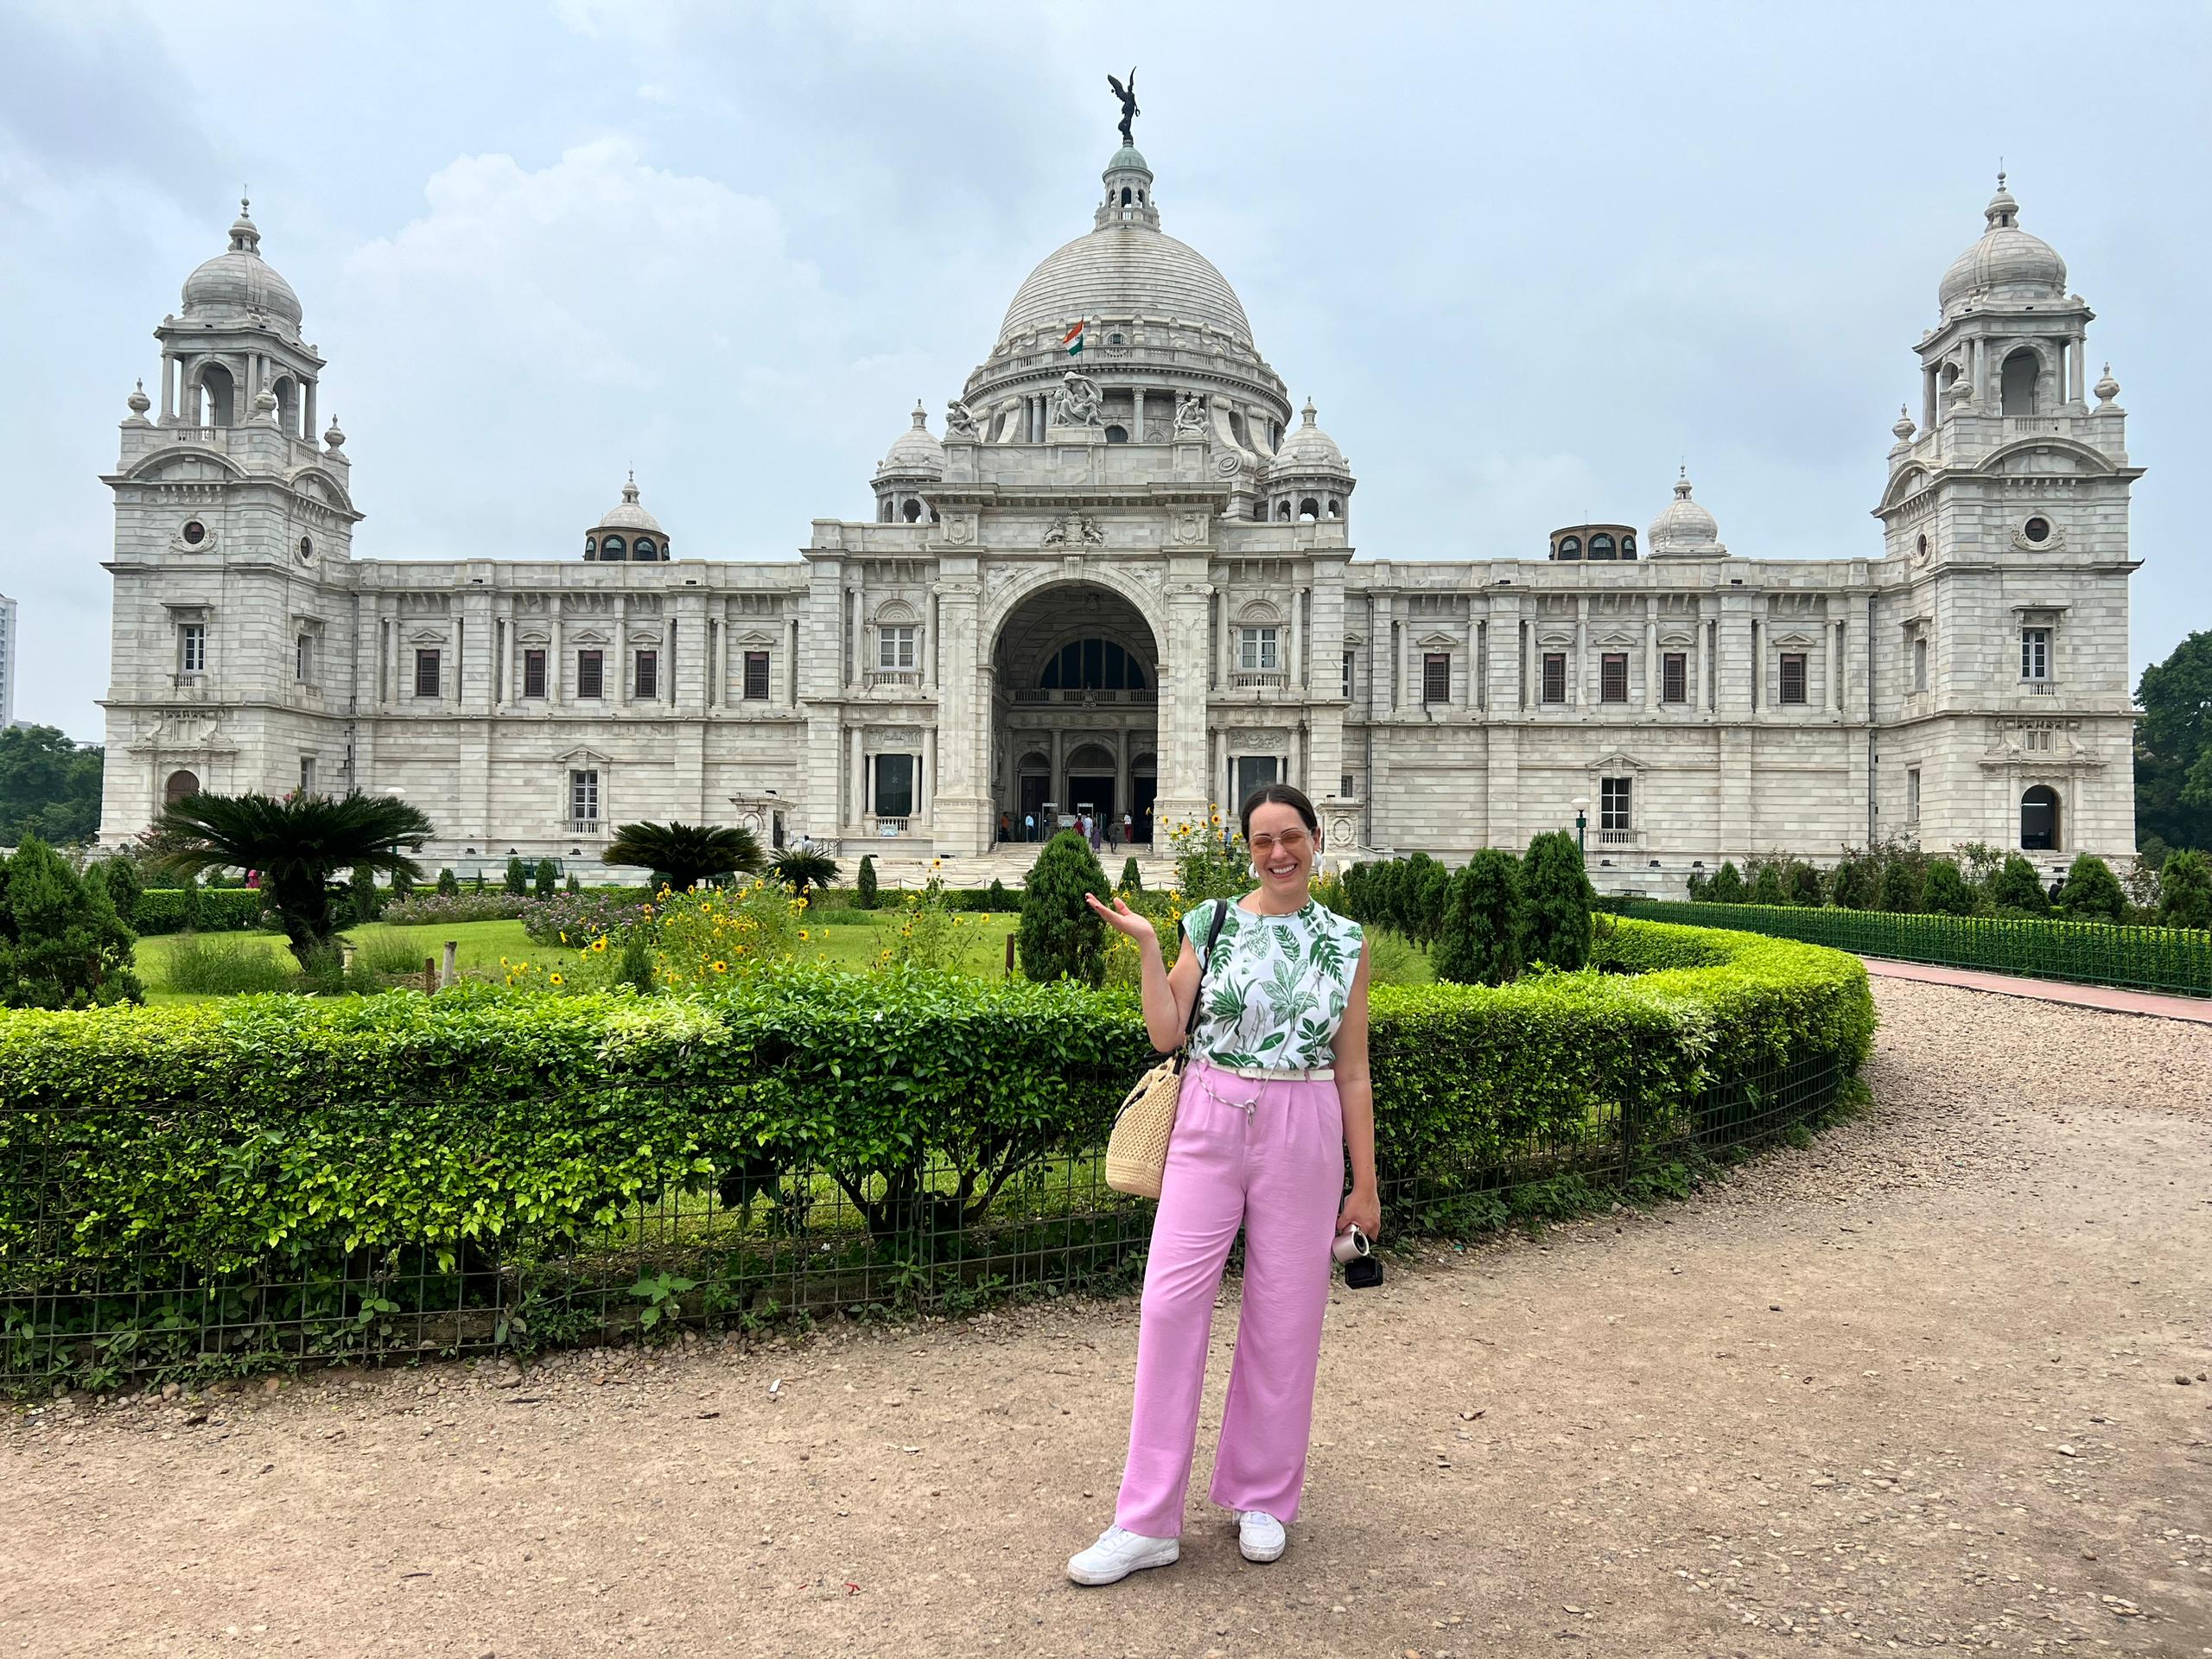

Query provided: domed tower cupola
[583,472,670,562]
[1096,144,1160,231]
[1647,468,1726,558]
[872,402,944,524]
[1264,399,1355,525]
[156,199,324,437]
[1937,174,2068,321]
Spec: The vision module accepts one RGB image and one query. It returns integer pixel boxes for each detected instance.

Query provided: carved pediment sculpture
[945,400,980,440]
[1042,514,1105,548]
[1173,391,1208,436]
[1052,372,1103,428]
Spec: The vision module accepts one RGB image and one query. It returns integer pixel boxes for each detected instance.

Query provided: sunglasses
[1247,829,1313,855]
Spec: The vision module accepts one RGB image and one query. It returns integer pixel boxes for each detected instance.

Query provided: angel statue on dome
[1107,68,1138,146]
[1053,371,1103,428]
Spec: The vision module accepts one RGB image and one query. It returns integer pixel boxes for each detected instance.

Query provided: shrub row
[132,888,273,936]
[1624,899,2212,998]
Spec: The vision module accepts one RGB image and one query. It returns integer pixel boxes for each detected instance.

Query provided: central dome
[1000,225,1253,346]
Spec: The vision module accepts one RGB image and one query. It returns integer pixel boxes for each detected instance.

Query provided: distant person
[1000,810,1012,842]
[1122,811,1135,847]
[1024,812,1036,842]
[1105,815,1120,852]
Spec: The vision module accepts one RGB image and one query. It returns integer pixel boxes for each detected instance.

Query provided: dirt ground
[5,976,2209,1659]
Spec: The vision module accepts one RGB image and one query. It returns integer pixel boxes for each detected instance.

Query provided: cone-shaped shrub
[1707,861,1747,904]
[436,868,459,898]
[856,854,879,910]
[349,864,383,924]
[1827,855,1875,910]
[534,858,556,899]
[1878,855,1924,913]
[1517,830,1593,972]
[0,834,143,1008]
[2159,849,2211,929]
[1783,860,1823,906]
[505,855,529,895]
[1923,859,1976,915]
[1018,830,1110,986]
[1433,849,1522,986]
[1750,862,1786,905]
[1987,853,2050,914]
[986,877,1013,912]
[1119,856,1142,894]
[2058,854,2125,922]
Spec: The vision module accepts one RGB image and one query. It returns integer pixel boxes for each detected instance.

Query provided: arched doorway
[163,769,201,806]
[2020,785,2059,851]
[992,582,1160,845]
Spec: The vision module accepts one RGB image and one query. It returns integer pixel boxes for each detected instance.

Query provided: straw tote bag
[1104,899,1231,1198]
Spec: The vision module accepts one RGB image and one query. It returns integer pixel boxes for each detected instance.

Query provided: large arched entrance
[992,582,1159,845]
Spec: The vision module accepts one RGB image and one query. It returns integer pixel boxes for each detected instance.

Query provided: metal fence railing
[1623,901,2212,999]
[1,1050,1845,1391]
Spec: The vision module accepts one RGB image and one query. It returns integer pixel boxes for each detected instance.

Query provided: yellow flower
[549,972,564,987]
[710,961,728,973]
[500,955,511,967]
[558,932,568,945]
[592,937,608,952]
[798,929,810,940]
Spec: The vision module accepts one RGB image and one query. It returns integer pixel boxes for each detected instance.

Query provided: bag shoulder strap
[1178,899,1232,1051]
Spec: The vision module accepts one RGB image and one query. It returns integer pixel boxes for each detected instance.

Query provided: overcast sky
[3,1,2205,741]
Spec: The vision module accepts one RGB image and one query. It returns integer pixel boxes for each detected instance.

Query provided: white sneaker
[1237,1510,1286,1563]
[1066,1522,1179,1586]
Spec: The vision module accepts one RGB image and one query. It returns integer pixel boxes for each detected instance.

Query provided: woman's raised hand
[1084,891,1157,942]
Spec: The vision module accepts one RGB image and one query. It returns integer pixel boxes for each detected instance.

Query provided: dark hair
[1238,783,1319,842]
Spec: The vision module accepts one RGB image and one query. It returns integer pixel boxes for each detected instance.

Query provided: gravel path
[5,976,2209,1659]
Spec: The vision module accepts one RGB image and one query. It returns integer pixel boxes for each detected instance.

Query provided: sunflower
[710,961,728,974]
[592,937,609,952]
[548,972,564,987]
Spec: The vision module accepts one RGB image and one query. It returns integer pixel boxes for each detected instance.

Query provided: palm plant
[770,848,840,902]
[153,790,434,966]
[601,821,765,893]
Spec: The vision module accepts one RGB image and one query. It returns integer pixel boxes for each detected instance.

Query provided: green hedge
[132,889,270,936]
[1625,899,2211,998]
[0,919,1870,1387]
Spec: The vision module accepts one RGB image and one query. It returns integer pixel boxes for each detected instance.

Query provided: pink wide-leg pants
[1113,1054,1346,1537]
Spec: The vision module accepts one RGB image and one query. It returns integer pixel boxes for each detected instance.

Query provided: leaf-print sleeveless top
[1180,897,1365,1071]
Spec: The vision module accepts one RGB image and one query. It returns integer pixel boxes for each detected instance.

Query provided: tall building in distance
[0,590,17,729]
[92,136,2140,890]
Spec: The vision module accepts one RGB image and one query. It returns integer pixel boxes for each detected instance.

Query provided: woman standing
[1068,784,1378,1584]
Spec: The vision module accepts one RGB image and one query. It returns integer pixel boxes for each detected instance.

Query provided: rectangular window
[1662,651,1687,704]
[299,756,316,796]
[1906,766,1922,823]
[570,768,600,825]
[296,633,314,684]
[1913,636,1929,693]
[744,651,770,701]
[634,648,658,700]
[1600,652,1628,703]
[179,623,207,675]
[1779,652,1808,705]
[1340,772,1356,798]
[1235,753,1281,804]
[1600,776,1631,832]
[577,650,604,699]
[413,649,440,699]
[1237,626,1279,671]
[1422,652,1450,706]
[878,626,917,671]
[2021,627,2050,680]
[874,753,915,817]
[1341,648,1355,702]
[1540,652,1567,704]
[523,648,546,698]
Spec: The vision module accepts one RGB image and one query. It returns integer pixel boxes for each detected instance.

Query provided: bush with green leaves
[855,854,879,910]
[986,877,1014,912]
[132,885,264,935]
[2160,849,2211,930]
[1432,849,1521,987]
[347,864,384,925]
[1749,862,1786,906]
[1986,854,2051,915]
[1518,830,1593,971]
[1923,860,1976,916]
[1878,855,1925,914]
[1783,861,1823,907]
[504,856,528,895]
[157,931,296,996]
[770,848,839,902]
[1705,860,1746,905]
[436,868,460,897]
[93,855,145,928]
[0,835,143,1009]
[1018,830,1109,986]
[1827,855,1876,911]
[1119,856,1142,895]
[2058,855,2126,923]
[0,919,1873,1386]
[380,892,533,926]
[532,859,556,899]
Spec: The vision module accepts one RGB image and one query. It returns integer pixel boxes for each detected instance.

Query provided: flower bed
[0,918,1872,1389]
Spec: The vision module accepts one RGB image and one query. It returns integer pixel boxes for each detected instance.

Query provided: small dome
[1937,175,2067,319]
[1105,144,1151,175]
[1649,469,1723,556]
[181,200,303,331]
[1269,399,1349,475]
[876,402,946,477]
[593,473,665,536]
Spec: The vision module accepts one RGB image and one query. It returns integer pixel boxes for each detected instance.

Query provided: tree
[177,868,205,931]
[1707,861,1747,904]
[1783,860,1823,907]
[436,868,460,898]
[1986,853,2050,915]
[1878,855,1924,913]
[855,854,879,910]
[769,848,839,902]
[1433,849,1521,986]
[0,724,104,844]
[0,834,143,1008]
[1749,862,1786,906]
[534,858,557,899]
[348,863,383,924]
[152,790,433,967]
[2058,854,2126,922]
[1517,830,1593,972]
[2158,849,2211,929]
[1119,856,1143,895]
[2134,630,2212,851]
[94,852,144,927]
[1018,830,1110,986]
[1828,855,1875,911]
[603,821,766,893]
[1403,852,1450,945]
[504,855,529,895]
[565,873,580,893]
[986,877,1013,912]
[1923,859,1976,915]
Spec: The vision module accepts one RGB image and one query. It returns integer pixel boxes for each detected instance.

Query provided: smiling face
[1245,798,1319,897]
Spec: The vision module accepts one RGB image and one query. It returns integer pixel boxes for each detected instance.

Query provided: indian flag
[1062,321,1085,357]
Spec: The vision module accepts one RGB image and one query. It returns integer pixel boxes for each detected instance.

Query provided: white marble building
[97,151,2141,892]
[0,591,17,729]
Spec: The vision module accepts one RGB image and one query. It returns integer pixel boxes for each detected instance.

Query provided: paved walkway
[1858,955,2212,1024]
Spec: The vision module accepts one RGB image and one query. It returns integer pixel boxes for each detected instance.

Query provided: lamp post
[1573,796,1589,859]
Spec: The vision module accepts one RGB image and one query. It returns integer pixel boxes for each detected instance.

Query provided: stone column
[926,563,989,854]
[1154,556,1215,836]
[923,724,937,831]
[1574,603,1590,709]
[849,728,865,831]
[1643,616,1659,711]
[1826,618,1840,714]
[613,595,629,709]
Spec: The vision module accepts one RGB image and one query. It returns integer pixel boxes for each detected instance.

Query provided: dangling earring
[1249,862,1259,879]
